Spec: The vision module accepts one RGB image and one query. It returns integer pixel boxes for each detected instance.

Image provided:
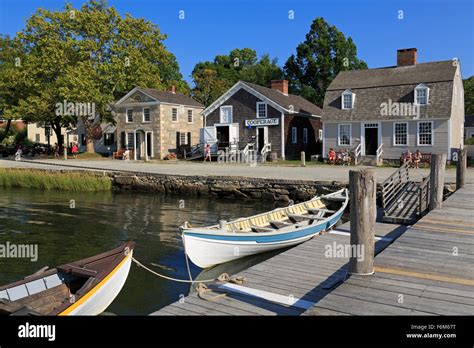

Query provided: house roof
[240,81,322,116]
[465,115,474,127]
[202,80,322,117]
[141,88,204,108]
[115,86,204,108]
[327,60,457,91]
[323,60,459,122]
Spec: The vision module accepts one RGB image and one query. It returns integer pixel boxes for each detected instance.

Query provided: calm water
[0,188,282,315]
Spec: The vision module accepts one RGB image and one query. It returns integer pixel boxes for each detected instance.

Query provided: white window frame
[414,84,429,105]
[180,132,187,145]
[126,108,133,123]
[142,107,151,123]
[187,109,193,123]
[256,102,267,118]
[291,127,297,144]
[303,128,308,144]
[417,121,433,146]
[220,105,233,124]
[338,124,351,146]
[127,132,134,148]
[393,122,408,146]
[171,108,178,122]
[341,90,355,110]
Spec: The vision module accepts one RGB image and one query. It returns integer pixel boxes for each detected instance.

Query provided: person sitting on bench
[412,149,421,169]
[402,150,412,165]
[327,148,336,164]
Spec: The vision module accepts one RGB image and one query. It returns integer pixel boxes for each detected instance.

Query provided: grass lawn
[0,168,112,191]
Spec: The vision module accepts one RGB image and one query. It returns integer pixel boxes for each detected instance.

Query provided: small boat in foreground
[0,242,135,315]
[181,189,348,268]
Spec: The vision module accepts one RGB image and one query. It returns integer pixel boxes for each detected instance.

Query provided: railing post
[456,148,467,190]
[349,169,376,275]
[429,153,446,211]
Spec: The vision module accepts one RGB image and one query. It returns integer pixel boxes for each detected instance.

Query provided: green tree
[192,48,282,106]
[284,17,367,106]
[0,0,188,152]
[464,76,474,115]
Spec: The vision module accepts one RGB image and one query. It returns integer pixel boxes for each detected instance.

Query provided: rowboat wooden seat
[268,220,291,229]
[57,264,98,278]
[250,225,275,232]
[288,214,326,223]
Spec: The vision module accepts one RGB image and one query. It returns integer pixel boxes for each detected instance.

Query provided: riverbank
[0,168,112,191]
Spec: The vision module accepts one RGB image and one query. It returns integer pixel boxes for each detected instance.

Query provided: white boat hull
[183,233,317,269]
[60,251,133,315]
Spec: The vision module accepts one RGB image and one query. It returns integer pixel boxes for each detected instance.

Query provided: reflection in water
[0,188,282,315]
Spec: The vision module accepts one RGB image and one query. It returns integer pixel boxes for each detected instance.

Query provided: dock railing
[381,162,410,209]
[418,175,431,217]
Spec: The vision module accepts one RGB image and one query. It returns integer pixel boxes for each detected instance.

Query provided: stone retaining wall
[112,174,346,203]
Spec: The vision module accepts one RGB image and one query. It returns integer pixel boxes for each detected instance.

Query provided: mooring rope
[132,257,229,284]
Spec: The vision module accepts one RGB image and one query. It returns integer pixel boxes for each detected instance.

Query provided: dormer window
[342,90,355,109]
[415,84,429,105]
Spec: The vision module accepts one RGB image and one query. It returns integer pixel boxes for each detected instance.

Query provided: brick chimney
[397,48,417,66]
[271,80,288,95]
[168,85,176,94]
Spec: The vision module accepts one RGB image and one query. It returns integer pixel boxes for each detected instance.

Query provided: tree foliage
[192,48,282,106]
[464,76,474,115]
[0,0,187,151]
[284,17,367,106]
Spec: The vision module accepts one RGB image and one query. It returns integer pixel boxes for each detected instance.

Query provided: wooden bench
[400,152,431,166]
[112,149,133,160]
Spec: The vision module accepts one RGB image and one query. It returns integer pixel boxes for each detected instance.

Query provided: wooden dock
[304,183,474,315]
[151,183,474,316]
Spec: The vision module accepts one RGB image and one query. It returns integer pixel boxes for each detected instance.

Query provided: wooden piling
[301,151,306,167]
[429,153,446,211]
[348,169,376,275]
[456,148,467,190]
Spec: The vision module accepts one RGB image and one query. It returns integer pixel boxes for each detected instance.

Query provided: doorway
[216,126,230,149]
[257,127,268,152]
[364,127,378,156]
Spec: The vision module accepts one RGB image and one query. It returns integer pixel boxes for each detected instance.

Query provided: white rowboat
[181,189,348,268]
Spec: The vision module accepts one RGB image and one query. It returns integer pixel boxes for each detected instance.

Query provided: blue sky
[1,0,473,85]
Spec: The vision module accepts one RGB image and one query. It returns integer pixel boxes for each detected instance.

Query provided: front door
[216,126,230,149]
[257,127,268,152]
[364,127,378,156]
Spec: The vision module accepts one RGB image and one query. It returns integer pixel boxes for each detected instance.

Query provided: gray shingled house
[201,80,322,160]
[322,48,465,164]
